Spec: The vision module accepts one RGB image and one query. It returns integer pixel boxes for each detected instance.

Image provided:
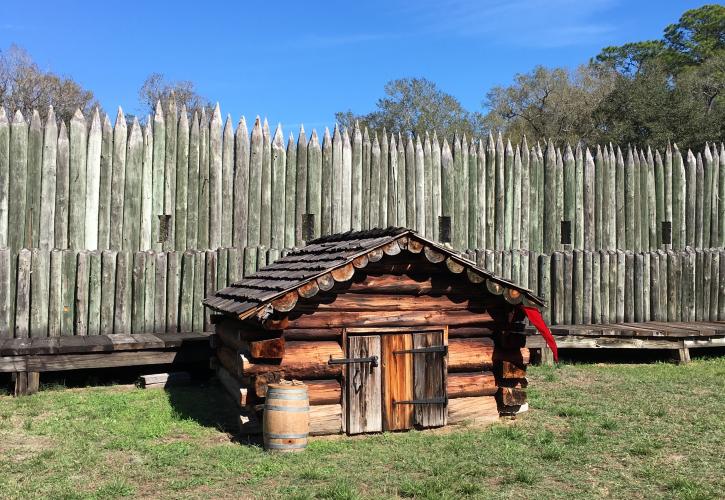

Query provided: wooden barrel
[263,383,309,452]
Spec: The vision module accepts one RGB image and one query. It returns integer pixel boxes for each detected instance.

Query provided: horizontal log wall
[1,246,724,337]
[212,314,527,434]
[1,105,721,256]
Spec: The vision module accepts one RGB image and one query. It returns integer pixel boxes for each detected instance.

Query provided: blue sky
[0,0,705,131]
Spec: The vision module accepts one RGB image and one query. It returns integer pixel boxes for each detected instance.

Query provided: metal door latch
[328,355,379,367]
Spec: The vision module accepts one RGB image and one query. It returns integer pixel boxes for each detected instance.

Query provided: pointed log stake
[298,280,320,299]
[271,291,298,312]
[466,268,485,283]
[316,273,334,291]
[368,248,384,262]
[352,254,369,269]
[331,263,355,282]
[446,257,465,274]
[382,240,401,255]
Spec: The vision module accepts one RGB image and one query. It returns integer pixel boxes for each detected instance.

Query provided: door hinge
[393,397,448,405]
[328,355,379,367]
[393,345,448,355]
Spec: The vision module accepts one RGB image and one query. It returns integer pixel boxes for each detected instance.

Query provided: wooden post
[0,109,8,248]
[321,128,333,234]
[47,249,62,337]
[153,251,167,333]
[27,110,42,249]
[441,138,453,230]
[247,117,262,247]
[296,125,308,245]
[342,128,353,231]
[307,129,322,239]
[110,108,127,250]
[378,130,390,228]
[151,101,165,251]
[486,133,495,250]
[84,109,102,250]
[164,97,178,250]
[141,117,154,250]
[131,251,146,333]
[416,135,426,237]
[30,249,49,337]
[9,111,28,252]
[672,144,686,248]
[233,116,249,249]
[285,132,297,248]
[221,115,234,247]
[174,108,190,250]
[370,132,381,233]
[123,118,143,251]
[351,123,363,231]
[408,133,418,236]
[495,133,505,251]
[504,138,514,250]
[209,104,223,249]
[186,112,200,249]
[39,107,58,250]
[197,110,210,248]
[270,124,286,249]
[331,125,343,232]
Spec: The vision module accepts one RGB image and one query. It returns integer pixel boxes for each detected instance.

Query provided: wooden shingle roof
[203,227,545,319]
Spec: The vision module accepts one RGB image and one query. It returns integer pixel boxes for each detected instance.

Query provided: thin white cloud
[391,0,619,47]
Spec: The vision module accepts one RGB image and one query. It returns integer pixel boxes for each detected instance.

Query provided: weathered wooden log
[249,337,285,359]
[448,337,494,371]
[283,309,496,329]
[447,372,497,398]
[309,404,342,436]
[282,328,342,340]
[447,396,499,425]
[293,293,492,312]
[216,342,342,379]
[447,327,498,338]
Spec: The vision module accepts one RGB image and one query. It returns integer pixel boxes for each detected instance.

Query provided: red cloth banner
[520,306,558,363]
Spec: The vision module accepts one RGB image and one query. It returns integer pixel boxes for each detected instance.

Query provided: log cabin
[204,227,546,436]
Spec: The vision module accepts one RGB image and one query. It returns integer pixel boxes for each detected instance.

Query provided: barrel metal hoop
[265,432,309,439]
[264,405,310,413]
[267,388,308,394]
[267,393,309,401]
[265,442,308,450]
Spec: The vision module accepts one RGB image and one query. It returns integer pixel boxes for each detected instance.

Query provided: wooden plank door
[381,333,414,431]
[412,331,447,428]
[346,335,382,434]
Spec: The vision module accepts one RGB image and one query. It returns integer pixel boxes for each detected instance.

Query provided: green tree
[592,4,725,148]
[482,65,616,145]
[335,78,483,139]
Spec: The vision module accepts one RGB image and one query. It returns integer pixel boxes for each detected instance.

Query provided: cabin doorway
[344,328,447,435]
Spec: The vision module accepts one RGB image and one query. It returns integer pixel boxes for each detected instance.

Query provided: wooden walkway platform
[526,321,725,364]
[1,332,211,396]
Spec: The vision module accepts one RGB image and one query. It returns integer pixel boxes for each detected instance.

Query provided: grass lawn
[1,358,723,499]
